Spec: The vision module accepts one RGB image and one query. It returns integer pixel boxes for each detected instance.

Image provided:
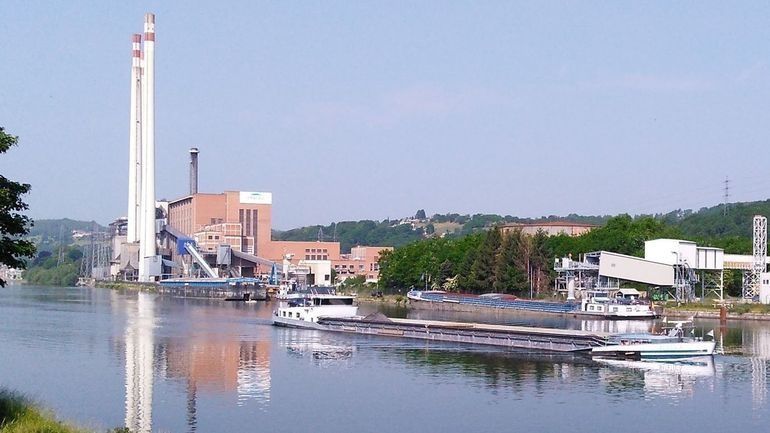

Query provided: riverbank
[663,302,770,321]
[354,294,408,306]
[0,389,96,433]
[93,280,157,292]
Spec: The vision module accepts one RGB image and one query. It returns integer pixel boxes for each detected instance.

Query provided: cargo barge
[159,277,267,300]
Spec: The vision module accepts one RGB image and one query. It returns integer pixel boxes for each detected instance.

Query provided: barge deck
[317,316,610,352]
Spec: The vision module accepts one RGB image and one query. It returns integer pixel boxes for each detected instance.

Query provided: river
[1,285,768,432]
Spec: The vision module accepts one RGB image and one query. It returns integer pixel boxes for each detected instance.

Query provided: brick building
[166,190,389,282]
[500,221,598,237]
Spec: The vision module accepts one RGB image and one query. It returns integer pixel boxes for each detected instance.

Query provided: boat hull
[592,340,716,360]
[272,315,328,330]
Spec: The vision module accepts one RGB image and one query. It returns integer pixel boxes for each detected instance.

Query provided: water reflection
[5,287,770,432]
[123,292,156,433]
[274,327,724,403]
[279,329,356,365]
[596,358,715,400]
[743,326,770,408]
[119,295,272,433]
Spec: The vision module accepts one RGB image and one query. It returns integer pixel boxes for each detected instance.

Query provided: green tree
[0,127,35,286]
[493,232,526,293]
[468,227,501,291]
[415,209,426,220]
[437,259,454,287]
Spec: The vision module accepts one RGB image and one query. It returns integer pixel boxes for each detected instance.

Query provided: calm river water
[1,285,769,433]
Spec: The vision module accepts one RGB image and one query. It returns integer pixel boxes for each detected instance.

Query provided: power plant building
[165,190,388,282]
[116,12,388,284]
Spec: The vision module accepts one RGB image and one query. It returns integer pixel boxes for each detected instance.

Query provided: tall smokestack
[139,13,156,282]
[127,34,142,243]
[189,148,199,195]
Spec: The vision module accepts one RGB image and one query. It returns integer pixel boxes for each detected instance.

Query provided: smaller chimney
[189,148,199,195]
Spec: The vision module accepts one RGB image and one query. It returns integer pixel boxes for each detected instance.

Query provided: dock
[318,316,610,352]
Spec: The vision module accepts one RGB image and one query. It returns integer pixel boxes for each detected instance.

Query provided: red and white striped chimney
[127,33,142,243]
[139,13,156,282]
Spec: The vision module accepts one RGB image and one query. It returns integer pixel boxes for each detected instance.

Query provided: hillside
[671,200,770,239]
[272,212,614,252]
[27,218,106,252]
[273,201,770,253]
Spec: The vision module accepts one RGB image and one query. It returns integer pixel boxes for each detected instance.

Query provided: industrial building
[555,220,770,304]
[109,13,389,287]
[161,186,389,285]
[501,221,598,237]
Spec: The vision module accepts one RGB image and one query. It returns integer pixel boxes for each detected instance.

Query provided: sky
[2,1,770,229]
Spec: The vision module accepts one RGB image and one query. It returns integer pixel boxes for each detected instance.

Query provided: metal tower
[744,215,767,299]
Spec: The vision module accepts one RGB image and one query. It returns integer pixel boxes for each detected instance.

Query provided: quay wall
[662,309,770,322]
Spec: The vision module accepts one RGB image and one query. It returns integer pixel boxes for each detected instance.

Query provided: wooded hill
[274,200,770,254]
[26,218,105,252]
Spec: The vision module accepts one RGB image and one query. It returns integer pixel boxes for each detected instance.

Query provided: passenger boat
[272,290,358,330]
[578,289,656,319]
[274,283,337,300]
[591,320,716,360]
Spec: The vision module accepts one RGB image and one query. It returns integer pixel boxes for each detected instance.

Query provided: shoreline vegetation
[0,389,128,433]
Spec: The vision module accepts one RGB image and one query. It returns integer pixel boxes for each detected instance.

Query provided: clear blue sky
[2,1,770,229]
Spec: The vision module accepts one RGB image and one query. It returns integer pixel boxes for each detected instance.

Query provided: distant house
[500,221,598,237]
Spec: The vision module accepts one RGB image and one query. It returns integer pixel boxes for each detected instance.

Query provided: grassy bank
[0,389,86,433]
[0,389,130,433]
[94,280,157,292]
[354,294,408,306]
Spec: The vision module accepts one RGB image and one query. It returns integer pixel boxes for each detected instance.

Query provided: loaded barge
[159,277,267,300]
[272,292,610,353]
[320,316,610,352]
[407,289,657,319]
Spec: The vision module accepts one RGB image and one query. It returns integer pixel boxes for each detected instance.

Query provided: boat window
[320,298,354,305]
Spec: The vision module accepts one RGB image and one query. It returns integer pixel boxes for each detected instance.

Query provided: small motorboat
[591,320,716,361]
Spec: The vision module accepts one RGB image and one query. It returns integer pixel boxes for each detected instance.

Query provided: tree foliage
[378,214,732,297]
[0,127,36,286]
[23,245,82,287]
[274,220,424,252]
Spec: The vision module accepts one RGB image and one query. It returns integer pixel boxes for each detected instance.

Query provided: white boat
[592,320,716,360]
[272,293,358,330]
[579,289,656,319]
